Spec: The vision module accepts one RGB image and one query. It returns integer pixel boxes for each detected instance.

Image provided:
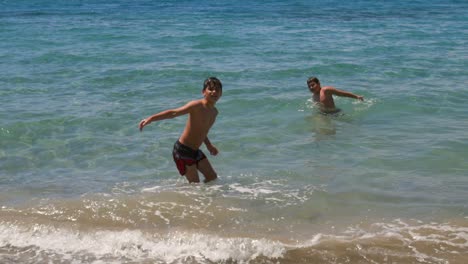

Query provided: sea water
[1,0,467,263]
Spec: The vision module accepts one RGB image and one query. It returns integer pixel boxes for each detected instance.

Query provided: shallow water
[1,0,467,263]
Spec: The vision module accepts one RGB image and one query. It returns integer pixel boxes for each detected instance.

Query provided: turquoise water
[1,1,467,263]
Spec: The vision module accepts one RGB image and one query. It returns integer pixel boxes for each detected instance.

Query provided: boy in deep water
[139,77,222,183]
[307,76,364,113]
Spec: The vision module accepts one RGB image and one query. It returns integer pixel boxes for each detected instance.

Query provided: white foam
[0,222,286,263]
[228,183,279,197]
[140,179,317,209]
[279,218,468,264]
[374,219,468,249]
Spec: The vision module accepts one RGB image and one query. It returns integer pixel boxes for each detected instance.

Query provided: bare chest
[192,107,217,128]
[320,91,335,107]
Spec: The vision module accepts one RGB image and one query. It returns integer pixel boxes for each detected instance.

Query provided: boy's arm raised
[139,101,197,131]
[328,87,364,101]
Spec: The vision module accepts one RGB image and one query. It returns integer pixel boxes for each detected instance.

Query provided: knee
[204,174,217,183]
[188,178,200,183]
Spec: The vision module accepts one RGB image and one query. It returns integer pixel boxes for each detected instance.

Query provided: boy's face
[308,81,320,94]
[203,85,222,103]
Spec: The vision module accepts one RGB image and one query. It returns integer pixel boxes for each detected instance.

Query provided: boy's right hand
[139,119,149,131]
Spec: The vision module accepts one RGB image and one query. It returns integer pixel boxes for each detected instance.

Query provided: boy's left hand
[207,144,219,156]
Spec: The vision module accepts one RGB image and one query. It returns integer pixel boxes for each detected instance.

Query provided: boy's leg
[197,158,217,183]
[184,164,200,183]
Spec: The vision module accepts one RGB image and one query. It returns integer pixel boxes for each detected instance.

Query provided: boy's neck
[201,98,216,108]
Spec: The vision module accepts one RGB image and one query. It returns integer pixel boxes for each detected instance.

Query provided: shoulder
[175,100,203,114]
[321,86,336,94]
[184,100,204,108]
[322,86,335,91]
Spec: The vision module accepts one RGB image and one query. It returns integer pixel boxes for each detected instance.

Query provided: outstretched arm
[139,101,196,131]
[204,137,218,155]
[328,87,364,101]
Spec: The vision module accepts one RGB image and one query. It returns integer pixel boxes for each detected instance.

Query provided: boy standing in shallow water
[139,77,222,183]
[307,77,364,114]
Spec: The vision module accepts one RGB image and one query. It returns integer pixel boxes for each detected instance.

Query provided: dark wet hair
[307,77,320,85]
[203,77,222,91]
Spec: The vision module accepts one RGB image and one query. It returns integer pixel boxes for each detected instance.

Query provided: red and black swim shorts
[172,140,206,175]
